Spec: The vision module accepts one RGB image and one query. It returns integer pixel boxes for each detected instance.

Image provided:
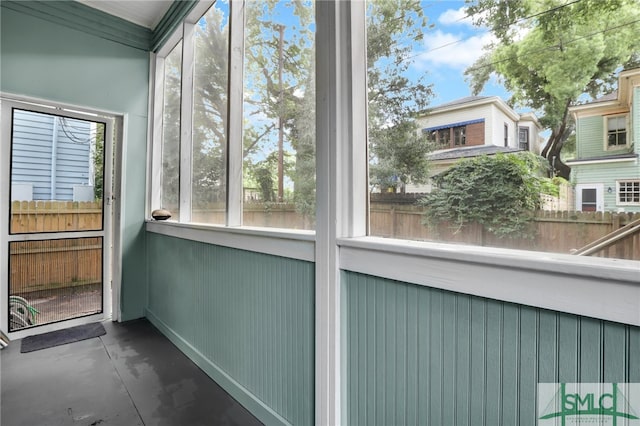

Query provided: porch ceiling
[75,0,173,29]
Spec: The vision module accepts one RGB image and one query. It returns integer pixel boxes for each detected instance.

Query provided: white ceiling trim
[75,0,173,29]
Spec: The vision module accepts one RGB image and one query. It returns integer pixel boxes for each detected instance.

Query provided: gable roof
[432,96,489,109]
[429,145,523,161]
[424,95,520,122]
[570,68,640,116]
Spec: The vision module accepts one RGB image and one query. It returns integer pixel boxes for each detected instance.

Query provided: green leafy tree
[192,4,229,207]
[367,0,435,192]
[92,123,105,201]
[160,43,182,212]
[243,0,315,208]
[464,0,640,179]
[420,152,550,239]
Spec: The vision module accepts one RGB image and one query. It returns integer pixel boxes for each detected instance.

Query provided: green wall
[342,271,640,426]
[1,6,150,320]
[572,162,640,212]
[146,233,315,426]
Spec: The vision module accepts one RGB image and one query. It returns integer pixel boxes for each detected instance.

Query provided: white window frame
[617,179,640,205]
[604,114,629,150]
[150,27,184,219]
[575,183,604,212]
[518,126,529,150]
[453,126,466,146]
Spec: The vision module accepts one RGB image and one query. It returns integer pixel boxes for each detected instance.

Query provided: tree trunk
[541,99,572,180]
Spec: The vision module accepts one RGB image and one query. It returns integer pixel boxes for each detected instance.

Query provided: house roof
[424,95,521,122]
[570,68,640,116]
[429,145,523,161]
[573,91,618,108]
[565,152,638,164]
[432,96,490,109]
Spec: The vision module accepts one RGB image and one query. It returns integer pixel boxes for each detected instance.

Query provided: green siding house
[568,68,640,212]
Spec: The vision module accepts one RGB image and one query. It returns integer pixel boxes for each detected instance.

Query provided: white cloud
[438,7,474,27]
[415,30,495,70]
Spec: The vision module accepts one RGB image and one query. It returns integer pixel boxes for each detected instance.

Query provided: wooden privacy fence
[11,200,103,233]
[370,203,640,260]
[191,202,314,229]
[9,201,103,294]
[9,202,637,293]
[9,238,102,294]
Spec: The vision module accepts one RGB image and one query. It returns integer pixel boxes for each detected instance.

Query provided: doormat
[21,322,106,353]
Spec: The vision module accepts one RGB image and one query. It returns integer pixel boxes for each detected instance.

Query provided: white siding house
[11,109,95,201]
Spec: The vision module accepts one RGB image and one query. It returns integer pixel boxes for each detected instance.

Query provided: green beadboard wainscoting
[342,271,640,426]
[146,233,314,426]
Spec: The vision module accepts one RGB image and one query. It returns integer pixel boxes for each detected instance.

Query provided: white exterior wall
[488,104,518,148]
[418,103,493,130]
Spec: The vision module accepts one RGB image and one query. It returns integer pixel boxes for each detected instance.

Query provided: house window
[607,115,627,148]
[518,127,529,150]
[504,123,508,147]
[438,129,451,146]
[618,180,640,204]
[453,126,466,146]
[581,188,598,211]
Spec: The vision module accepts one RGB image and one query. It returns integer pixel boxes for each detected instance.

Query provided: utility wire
[464,18,640,73]
[403,0,584,61]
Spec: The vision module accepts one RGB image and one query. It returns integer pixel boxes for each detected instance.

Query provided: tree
[192,4,229,207]
[160,42,182,212]
[92,123,105,201]
[367,0,435,192]
[187,1,437,217]
[420,152,552,239]
[464,0,640,179]
[243,0,315,205]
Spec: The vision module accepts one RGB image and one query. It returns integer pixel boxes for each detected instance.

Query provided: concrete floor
[1,319,263,426]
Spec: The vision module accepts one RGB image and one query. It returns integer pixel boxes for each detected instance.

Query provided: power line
[464,18,640,73]
[405,0,584,61]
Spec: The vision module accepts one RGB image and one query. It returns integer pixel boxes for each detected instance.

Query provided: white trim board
[145,221,315,262]
[339,237,640,326]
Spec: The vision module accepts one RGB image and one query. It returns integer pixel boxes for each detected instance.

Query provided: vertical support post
[315,1,367,424]
[227,0,246,227]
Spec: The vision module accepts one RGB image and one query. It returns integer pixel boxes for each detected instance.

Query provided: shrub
[420,152,548,239]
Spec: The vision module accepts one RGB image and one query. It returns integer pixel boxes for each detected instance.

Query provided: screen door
[1,100,113,335]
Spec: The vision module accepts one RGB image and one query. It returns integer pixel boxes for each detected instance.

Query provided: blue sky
[410,1,511,107]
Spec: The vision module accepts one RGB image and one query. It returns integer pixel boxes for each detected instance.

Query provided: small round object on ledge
[151,209,172,221]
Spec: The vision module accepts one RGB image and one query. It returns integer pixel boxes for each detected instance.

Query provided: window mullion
[150,55,165,214]
[179,23,195,223]
[226,0,245,227]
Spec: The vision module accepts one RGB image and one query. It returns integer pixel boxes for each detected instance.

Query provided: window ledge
[338,236,640,326]
[145,220,315,261]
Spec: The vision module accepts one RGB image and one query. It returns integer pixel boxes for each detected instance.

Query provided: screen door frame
[1,96,120,340]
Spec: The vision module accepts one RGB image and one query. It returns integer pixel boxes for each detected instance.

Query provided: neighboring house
[11,109,95,202]
[417,96,544,154]
[405,96,544,193]
[567,68,640,212]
